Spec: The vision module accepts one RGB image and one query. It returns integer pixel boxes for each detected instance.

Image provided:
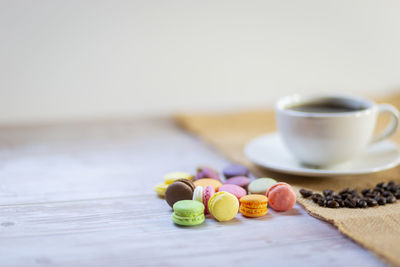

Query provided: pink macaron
[266,182,296,212]
[218,184,247,200]
[224,176,251,190]
[203,186,215,214]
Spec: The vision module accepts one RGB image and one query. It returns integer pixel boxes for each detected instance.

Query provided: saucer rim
[244,132,400,177]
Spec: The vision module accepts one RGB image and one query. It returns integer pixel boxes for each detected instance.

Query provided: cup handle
[370,104,400,144]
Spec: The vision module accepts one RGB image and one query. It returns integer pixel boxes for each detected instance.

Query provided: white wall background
[1,0,400,124]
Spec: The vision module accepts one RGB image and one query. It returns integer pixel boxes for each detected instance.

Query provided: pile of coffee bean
[299,181,400,209]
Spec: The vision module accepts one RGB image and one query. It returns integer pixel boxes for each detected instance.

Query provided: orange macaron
[239,195,268,218]
[194,178,222,190]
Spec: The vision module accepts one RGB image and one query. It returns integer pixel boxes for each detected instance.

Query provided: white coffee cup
[275,94,399,167]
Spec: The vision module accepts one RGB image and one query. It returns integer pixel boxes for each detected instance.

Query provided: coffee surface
[288,101,365,113]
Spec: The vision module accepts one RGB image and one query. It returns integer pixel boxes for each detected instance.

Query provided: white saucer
[244,132,400,177]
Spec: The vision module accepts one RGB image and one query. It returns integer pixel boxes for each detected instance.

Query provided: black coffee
[288,99,367,113]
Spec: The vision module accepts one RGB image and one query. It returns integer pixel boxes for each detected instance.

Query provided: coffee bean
[387,185,397,193]
[362,188,372,195]
[351,189,358,196]
[344,199,356,208]
[312,193,323,203]
[374,187,384,194]
[343,194,353,200]
[326,200,339,208]
[386,195,397,204]
[339,188,351,195]
[382,191,393,197]
[333,195,341,201]
[365,192,375,199]
[388,181,396,187]
[395,191,400,199]
[357,200,367,208]
[323,189,333,196]
[366,198,378,207]
[376,182,387,188]
[317,198,326,207]
[300,189,313,198]
[325,195,334,201]
[376,196,386,205]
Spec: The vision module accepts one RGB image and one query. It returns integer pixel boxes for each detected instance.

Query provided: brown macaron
[165,179,195,207]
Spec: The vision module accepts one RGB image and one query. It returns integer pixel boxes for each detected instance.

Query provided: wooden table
[0,118,386,266]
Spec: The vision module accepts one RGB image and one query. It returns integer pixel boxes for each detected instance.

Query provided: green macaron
[172,200,205,226]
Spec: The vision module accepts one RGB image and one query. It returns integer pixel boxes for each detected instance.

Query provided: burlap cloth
[175,92,400,266]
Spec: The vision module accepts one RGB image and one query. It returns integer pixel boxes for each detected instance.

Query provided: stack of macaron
[154,164,297,226]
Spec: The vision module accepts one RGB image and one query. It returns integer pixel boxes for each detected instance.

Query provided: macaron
[223,164,249,178]
[266,182,296,212]
[154,182,168,197]
[194,178,222,190]
[193,186,204,203]
[195,166,221,181]
[208,191,239,222]
[203,186,215,214]
[218,184,247,200]
[248,178,277,195]
[172,200,205,226]
[165,179,195,208]
[240,195,269,218]
[224,176,251,190]
[164,172,193,185]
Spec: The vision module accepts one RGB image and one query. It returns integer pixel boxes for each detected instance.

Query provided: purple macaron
[195,166,221,181]
[223,164,249,179]
[224,176,251,190]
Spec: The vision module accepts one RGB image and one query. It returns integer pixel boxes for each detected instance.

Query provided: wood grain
[0,118,385,266]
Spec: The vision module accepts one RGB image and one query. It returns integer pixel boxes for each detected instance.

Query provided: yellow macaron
[154,182,169,197]
[208,191,239,222]
[164,172,193,185]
